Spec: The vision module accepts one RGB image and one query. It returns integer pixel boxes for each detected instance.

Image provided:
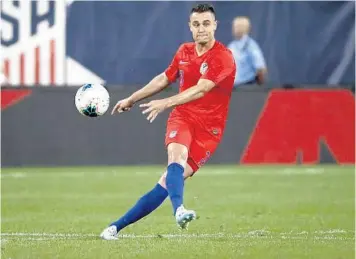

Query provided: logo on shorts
[169,130,177,138]
[200,62,208,75]
[198,151,211,167]
[212,128,219,135]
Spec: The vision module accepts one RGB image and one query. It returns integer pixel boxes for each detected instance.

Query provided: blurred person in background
[228,16,267,87]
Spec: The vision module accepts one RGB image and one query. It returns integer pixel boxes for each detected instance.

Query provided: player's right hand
[111,97,134,115]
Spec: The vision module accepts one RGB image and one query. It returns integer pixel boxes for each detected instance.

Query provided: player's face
[189,12,217,45]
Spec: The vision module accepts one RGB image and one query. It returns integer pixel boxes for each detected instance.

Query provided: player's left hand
[140,99,169,123]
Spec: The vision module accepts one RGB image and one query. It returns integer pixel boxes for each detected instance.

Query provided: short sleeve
[201,51,236,85]
[249,41,266,70]
[164,45,183,83]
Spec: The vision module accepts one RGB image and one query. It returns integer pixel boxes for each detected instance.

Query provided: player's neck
[195,39,216,57]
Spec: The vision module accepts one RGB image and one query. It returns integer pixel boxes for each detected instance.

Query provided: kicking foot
[175,205,196,230]
[100,225,118,240]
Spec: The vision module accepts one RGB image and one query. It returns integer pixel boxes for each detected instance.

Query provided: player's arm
[140,51,235,123]
[129,73,170,103]
[165,79,215,108]
[111,73,170,114]
[126,43,182,104]
[140,79,216,122]
[112,45,181,114]
[166,51,235,108]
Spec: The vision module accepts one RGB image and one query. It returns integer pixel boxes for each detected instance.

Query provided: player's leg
[159,161,197,229]
[100,165,194,240]
[164,142,189,215]
[162,147,200,229]
[100,118,193,239]
[108,162,194,232]
[173,130,220,229]
[158,163,195,188]
[163,120,194,217]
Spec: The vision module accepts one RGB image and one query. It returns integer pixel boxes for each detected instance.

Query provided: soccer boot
[100,225,118,240]
[175,205,196,230]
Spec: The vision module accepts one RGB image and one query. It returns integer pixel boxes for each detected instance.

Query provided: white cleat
[100,225,118,240]
[175,205,197,230]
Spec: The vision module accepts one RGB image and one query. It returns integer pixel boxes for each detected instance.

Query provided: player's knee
[158,167,192,189]
[158,171,167,189]
[167,143,188,166]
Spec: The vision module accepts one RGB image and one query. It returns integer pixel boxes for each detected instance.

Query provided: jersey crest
[200,62,208,75]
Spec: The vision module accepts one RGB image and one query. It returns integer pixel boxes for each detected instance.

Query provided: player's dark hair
[191,3,216,17]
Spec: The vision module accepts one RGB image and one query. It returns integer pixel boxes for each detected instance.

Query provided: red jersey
[164,41,236,131]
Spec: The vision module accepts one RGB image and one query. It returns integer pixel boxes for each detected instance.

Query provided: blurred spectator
[228,16,267,87]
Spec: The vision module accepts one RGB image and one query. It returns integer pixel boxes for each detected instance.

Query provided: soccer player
[100,3,236,240]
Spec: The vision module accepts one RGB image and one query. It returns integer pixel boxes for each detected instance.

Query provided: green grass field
[1,165,355,259]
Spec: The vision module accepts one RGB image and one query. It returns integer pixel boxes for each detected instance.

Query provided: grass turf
[1,165,355,259]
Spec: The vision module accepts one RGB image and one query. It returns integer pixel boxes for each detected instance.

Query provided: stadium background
[1,0,354,166]
[1,1,355,259]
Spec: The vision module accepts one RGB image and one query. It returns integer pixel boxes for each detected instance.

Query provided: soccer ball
[75,84,110,117]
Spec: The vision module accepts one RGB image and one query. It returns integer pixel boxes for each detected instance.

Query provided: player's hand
[140,99,169,123]
[111,97,134,115]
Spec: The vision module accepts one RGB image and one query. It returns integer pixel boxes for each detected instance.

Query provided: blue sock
[166,162,185,215]
[110,183,168,232]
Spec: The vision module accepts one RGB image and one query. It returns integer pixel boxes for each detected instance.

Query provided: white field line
[0,167,332,179]
[1,230,354,241]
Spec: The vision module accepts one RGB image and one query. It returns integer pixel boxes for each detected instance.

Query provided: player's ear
[188,21,193,32]
[214,20,218,30]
